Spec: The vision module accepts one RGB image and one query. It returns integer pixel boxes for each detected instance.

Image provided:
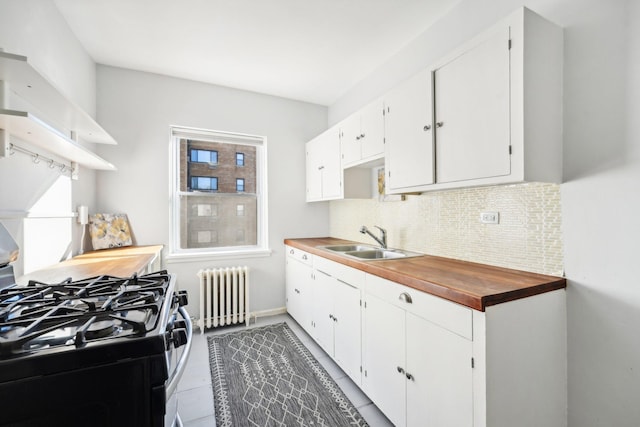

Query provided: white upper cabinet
[434,26,511,184]
[304,7,562,197]
[306,126,342,202]
[383,7,562,194]
[0,51,117,171]
[430,7,562,190]
[384,70,434,193]
[341,97,384,167]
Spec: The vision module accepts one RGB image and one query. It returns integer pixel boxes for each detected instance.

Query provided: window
[190,176,218,191]
[170,126,268,257]
[190,148,218,164]
[194,203,218,217]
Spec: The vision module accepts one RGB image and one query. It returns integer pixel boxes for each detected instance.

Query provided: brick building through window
[178,138,257,249]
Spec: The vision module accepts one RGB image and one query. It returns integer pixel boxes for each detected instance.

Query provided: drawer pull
[406,373,414,381]
[399,292,413,304]
[397,366,405,374]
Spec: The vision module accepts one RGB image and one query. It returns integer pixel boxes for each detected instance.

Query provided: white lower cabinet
[284,246,314,331]
[285,250,567,427]
[363,274,473,427]
[312,256,365,386]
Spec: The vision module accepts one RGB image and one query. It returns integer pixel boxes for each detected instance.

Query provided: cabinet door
[360,98,385,160]
[406,313,473,427]
[384,70,434,192]
[305,137,323,201]
[312,270,335,355]
[333,279,362,386]
[340,113,362,166]
[434,27,511,184]
[285,257,313,331]
[321,129,343,200]
[362,293,406,427]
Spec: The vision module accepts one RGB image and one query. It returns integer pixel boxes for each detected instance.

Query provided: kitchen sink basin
[344,249,418,259]
[318,245,423,261]
[321,244,377,253]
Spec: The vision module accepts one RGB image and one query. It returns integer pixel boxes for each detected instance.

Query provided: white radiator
[197,266,250,332]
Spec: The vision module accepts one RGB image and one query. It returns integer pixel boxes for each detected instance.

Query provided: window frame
[236,178,245,192]
[190,176,218,191]
[190,148,218,164]
[236,152,245,166]
[168,126,270,260]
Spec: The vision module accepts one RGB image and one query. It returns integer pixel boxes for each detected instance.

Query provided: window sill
[165,248,272,264]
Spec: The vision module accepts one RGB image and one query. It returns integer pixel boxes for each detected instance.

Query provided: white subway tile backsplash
[329,182,563,276]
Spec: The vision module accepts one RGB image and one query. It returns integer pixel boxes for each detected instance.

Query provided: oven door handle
[166,307,193,399]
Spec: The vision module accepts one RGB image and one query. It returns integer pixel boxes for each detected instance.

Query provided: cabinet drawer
[314,256,365,289]
[366,274,472,340]
[286,245,313,266]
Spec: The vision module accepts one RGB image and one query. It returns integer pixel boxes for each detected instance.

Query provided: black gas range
[0,270,192,427]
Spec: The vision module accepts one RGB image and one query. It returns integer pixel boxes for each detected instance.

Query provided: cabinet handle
[397,366,405,374]
[295,288,300,294]
[337,278,357,289]
[399,292,413,304]
[289,249,294,254]
[355,135,361,140]
[406,373,415,381]
[436,121,444,128]
[360,133,365,138]
[423,125,431,131]
[329,314,334,320]
[333,316,338,323]
[318,165,324,170]
[302,254,308,260]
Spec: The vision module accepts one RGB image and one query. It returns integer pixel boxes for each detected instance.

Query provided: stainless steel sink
[320,244,377,253]
[319,245,423,261]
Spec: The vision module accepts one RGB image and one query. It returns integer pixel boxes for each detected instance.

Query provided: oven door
[164,306,193,427]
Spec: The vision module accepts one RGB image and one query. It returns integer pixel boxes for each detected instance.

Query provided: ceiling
[54,0,459,106]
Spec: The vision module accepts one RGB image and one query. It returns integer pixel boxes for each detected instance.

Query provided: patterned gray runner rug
[208,322,369,427]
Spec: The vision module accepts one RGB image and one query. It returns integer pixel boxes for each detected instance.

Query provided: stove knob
[173,320,187,330]
[173,290,189,307]
[171,328,188,348]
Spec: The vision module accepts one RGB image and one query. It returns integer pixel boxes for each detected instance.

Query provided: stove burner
[0,271,172,357]
[85,319,116,340]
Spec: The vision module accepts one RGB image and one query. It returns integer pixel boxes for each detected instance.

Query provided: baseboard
[252,307,287,319]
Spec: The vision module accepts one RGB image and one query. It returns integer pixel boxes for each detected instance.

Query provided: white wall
[0,0,98,274]
[95,65,329,314]
[329,0,639,425]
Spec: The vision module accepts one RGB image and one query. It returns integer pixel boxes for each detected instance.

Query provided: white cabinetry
[384,70,434,193]
[363,273,473,427]
[0,51,116,171]
[433,20,511,184]
[306,127,342,201]
[341,98,385,167]
[285,246,566,427]
[312,256,365,386]
[383,7,562,194]
[285,246,314,331]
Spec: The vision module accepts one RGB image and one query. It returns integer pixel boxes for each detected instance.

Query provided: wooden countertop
[17,245,163,285]
[284,237,566,311]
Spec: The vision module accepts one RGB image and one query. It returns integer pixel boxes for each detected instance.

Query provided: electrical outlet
[480,211,499,224]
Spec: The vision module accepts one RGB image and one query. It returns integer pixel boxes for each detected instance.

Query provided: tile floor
[176,313,394,427]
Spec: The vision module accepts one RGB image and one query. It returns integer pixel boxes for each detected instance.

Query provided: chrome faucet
[360,225,387,249]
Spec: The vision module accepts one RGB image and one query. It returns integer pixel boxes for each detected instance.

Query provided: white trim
[168,125,269,257]
[165,248,272,264]
[253,307,287,318]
